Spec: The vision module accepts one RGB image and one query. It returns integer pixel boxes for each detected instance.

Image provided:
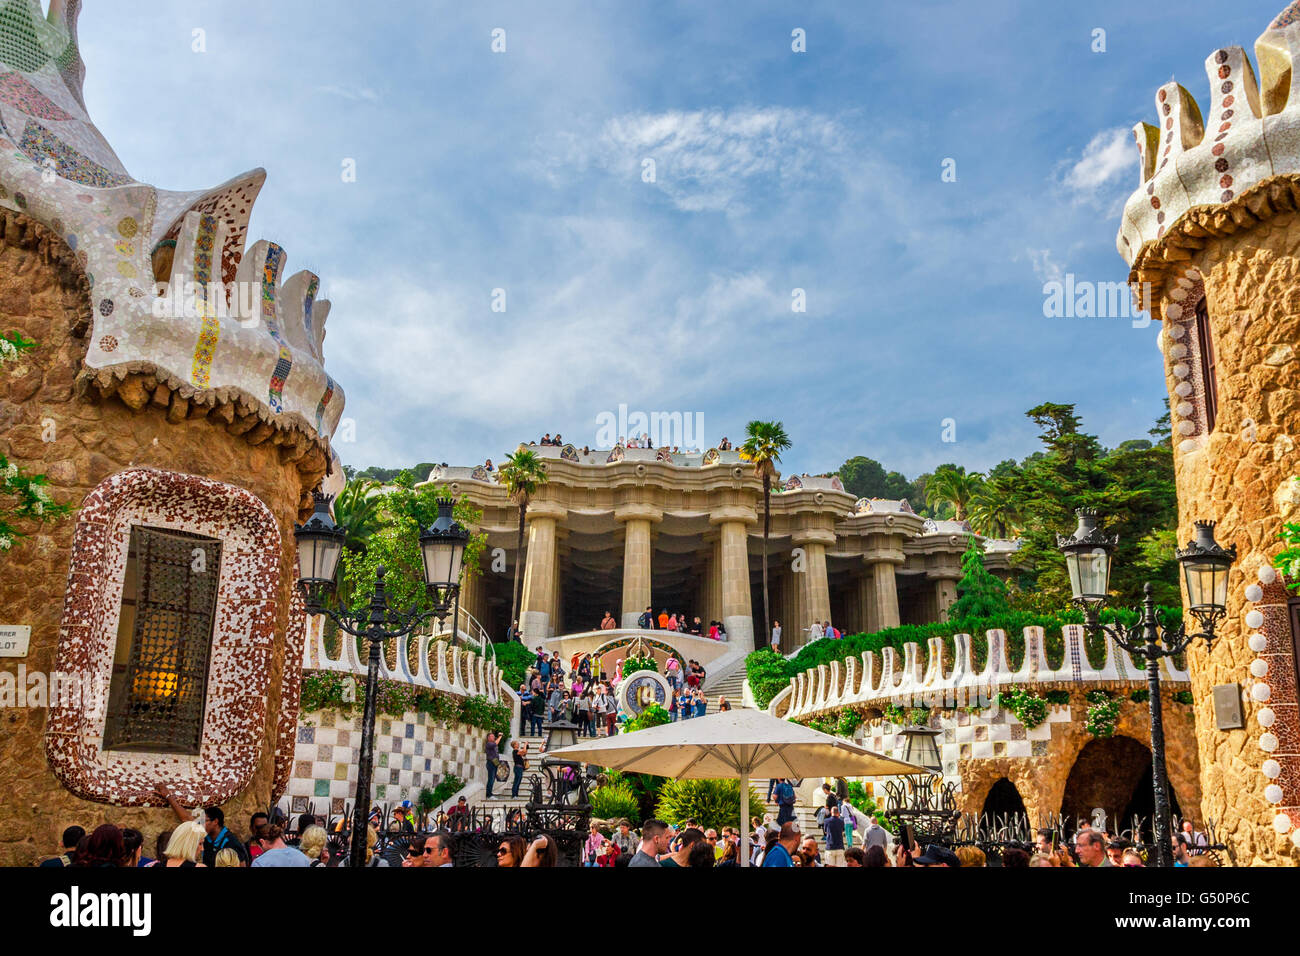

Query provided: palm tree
[924,465,983,521]
[498,448,548,640]
[739,420,792,648]
[968,485,1022,539]
[331,477,383,553]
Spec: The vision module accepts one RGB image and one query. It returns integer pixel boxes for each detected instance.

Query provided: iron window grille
[103,525,222,754]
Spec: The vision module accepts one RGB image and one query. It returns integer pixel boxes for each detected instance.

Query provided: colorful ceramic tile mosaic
[45,468,282,807]
[188,212,221,388]
[0,0,345,443]
[260,243,294,413]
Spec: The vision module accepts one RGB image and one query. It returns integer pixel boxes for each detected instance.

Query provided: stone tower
[1119,2,1300,865]
[0,0,345,863]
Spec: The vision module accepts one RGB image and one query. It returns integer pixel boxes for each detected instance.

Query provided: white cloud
[547,107,850,213]
[315,85,380,103]
[1062,127,1134,200]
[1025,248,1064,284]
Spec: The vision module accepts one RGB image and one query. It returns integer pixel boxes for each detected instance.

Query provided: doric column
[793,529,834,643]
[932,577,958,623]
[711,506,757,653]
[855,572,873,634]
[616,505,662,627]
[867,559,901,631]
[519,503,565,641]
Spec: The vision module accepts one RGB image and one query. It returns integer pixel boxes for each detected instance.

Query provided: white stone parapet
[776,625,1190,719]
[302,614,505,703]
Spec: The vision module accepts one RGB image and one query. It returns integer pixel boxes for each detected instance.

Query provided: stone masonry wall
[0,213,327,865]
[1142,198,1300,865]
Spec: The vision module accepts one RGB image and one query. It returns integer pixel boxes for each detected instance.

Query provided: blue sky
[77,0,1285,479]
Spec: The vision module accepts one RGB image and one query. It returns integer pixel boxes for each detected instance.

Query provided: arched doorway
[981,778,1027,819]
[1060,737,1182,839]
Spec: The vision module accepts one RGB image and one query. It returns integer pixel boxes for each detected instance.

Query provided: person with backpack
[638,606,654,630]
[775,778,797,825]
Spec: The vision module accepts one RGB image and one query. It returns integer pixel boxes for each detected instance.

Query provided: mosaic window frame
[46,468,282,806]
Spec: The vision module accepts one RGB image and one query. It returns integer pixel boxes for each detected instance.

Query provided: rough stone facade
[0,215,328,865]
[1132,212,1300,865]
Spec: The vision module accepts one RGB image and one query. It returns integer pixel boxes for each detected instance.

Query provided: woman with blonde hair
[299,825,329,866]
[213,848,243,868]
[954,845,986,867]
[161,820,206,867]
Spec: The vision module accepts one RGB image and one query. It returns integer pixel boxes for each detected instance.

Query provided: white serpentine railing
[301,613,504,703]
[774,625,1190,720]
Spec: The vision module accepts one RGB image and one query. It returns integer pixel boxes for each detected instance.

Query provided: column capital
[614,505,663,524]
[791,529,836,548]
[709,506,757,527]
[524,502,567,523]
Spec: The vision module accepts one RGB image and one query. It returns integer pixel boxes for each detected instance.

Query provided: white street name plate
[0,624,31,657]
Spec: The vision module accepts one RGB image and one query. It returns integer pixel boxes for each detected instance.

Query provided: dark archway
[981,777,1027,819]
[1060,737,1182,839]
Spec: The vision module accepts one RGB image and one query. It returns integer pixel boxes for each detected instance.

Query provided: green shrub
[655,778,761,832]
[604,770,666,823]
[1172,690,1194,705]
[995,688,1049,729]
[1085,693,1121,737]
[421,772,464,811]
[591,785,641,825]
[745,649,791,710]
[492,640,535,690]
[1130,688,1150,703]
[1043,689,1071,705]
[623,654,658,675]
[625,703,672,733]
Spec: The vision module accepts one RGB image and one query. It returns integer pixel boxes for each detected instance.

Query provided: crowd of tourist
[517,647,620,739]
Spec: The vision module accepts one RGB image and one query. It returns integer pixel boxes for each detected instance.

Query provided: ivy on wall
[0,332,69,553]
[1084,690,1121,738]
[995,688,1049,729]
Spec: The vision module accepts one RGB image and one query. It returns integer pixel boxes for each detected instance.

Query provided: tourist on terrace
[708,620,719,640]
[638,606,654,629]
[529,687,546,735]
[667,613,678,631]
[541,433,552,445]
[601,611,616,629]
[484,458,493,471]
[810,621,824,641]
[511,740,528,798]
[690,616,702,635]
[658,608,670,628]
[771,620,781,651]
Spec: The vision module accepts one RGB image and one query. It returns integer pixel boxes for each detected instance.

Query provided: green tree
[498,448,548,639]
[837,456,913,500]
[740,420,792,645]
[948,535,1010,620]
[925,464,984,521]
[340,478,486,623]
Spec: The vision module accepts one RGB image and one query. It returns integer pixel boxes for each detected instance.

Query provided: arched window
[1195,297,1218,431]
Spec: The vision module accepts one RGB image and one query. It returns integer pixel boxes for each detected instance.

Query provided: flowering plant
[1274,482,1300,592]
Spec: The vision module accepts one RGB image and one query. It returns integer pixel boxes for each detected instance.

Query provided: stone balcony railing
[772,625,1190,720]
[301,614,507,703]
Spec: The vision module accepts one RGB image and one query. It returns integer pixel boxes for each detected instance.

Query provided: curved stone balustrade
[302,614,504,703]
[776,625,1189,720]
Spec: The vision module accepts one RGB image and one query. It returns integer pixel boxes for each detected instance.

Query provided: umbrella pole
[741,771,750,868]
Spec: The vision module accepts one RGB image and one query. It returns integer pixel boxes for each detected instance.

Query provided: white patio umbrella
[547,708,926,866]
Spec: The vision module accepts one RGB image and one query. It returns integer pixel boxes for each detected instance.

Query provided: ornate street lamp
[898,723,943,775]
[294,492,469,868]
[1057,509,1235,867]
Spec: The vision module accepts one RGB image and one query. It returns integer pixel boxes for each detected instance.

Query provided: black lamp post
[1057,508,1235,867]
[294,492,469,868]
